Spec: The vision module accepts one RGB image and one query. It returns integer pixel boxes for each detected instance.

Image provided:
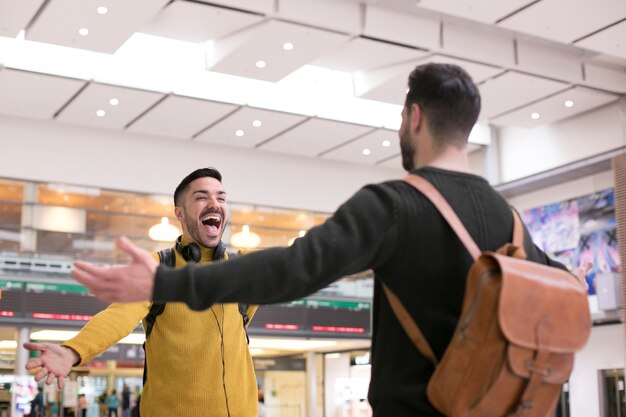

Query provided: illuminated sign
[264,324,299,330]
[32,313,94,321]
[311,326,365,333]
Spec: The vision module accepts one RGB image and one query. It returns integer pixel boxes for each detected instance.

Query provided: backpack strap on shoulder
[386,174,482,365]
[143,247,175,386]
[215,243,251,345]
[403,174,481,260]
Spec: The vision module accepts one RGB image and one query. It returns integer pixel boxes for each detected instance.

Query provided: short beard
[400,130,415,171]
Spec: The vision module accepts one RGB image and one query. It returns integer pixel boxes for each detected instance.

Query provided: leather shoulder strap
[403,175,481,260]
[383,284,438,365]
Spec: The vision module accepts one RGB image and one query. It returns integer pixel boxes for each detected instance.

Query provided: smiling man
[24,168,259,417]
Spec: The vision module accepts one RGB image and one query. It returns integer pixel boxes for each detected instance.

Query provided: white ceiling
[0,0,625,168]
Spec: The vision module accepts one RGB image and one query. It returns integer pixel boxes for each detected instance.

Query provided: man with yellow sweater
[24,167,259,417]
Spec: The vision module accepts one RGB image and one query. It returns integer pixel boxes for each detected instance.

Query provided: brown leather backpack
[383,174,592,417]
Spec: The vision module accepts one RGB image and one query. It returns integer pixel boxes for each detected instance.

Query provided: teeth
[201,214,221,222]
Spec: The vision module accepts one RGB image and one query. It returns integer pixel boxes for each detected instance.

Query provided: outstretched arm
[72,236,157,303]
[23,342,79,389]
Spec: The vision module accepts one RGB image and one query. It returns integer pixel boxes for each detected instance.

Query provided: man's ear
[410,103,422,132]
[174,206,184,222]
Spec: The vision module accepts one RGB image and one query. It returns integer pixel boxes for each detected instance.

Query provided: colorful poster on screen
[521,188,619,295]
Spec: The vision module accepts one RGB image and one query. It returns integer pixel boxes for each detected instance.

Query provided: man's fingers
[117,236,144,263]
[26,359,43,370]
[35,367,47,382]
[23,342,44,351]
[71,263,108,291]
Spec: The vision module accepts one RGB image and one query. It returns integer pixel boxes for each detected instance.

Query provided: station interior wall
[1,95,625,417]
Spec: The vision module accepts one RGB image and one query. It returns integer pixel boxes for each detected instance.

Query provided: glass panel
[0,180,24,202]
[0,203,22,253]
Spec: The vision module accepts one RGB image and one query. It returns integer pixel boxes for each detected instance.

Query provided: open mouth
[201,214,222,235]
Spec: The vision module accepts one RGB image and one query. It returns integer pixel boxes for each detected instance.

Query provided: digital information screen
[0,279,372,338]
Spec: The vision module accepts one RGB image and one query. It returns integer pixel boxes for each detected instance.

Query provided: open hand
[23,342,77,389]
[71,236,157,303]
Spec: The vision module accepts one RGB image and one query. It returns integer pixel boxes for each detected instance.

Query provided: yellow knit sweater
[64,240,258,417]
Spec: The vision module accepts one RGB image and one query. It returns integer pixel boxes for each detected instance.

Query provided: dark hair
[174,167,222,206]
[404,63,481,146]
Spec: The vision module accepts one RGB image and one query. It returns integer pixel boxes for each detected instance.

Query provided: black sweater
[154,166,563,416]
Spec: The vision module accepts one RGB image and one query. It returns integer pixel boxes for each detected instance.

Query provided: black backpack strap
[143,247,175,386]
[218,245,250,345]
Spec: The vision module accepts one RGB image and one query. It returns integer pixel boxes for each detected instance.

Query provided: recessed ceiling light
[382,140,391,147]
[564,100,574,108]
[283,42,294,51]
[96,109,106,117]
[530,112,540,120]
[235,129,245,137]
[255,60,266,69]
[109,98,119,106]
[252,120,262,127]
[78,28,89,36]
[362,148,371,156]
[97,6,108,14]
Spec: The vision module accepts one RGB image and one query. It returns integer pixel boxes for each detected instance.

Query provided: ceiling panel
[417,0,536,24]
[313,37,427,72]
[26,0,170,53]
[0,69,85,120]
[363,5,439,50]
[259,118,372,157]
[478,71,569,120]
[278,0,361,34]
[498,0,626,44]
[127,95,238,139]
[56,83,165,129]
[357,55,503,105]
[490,86,620,128]
[195,0,275,15]
[321,129,398,165]
[196,107,307,148]
[575,20,626,60]
[141,1,264,43]
[0,0,44,38]
[377,154,402,169]
[208,20,350,82]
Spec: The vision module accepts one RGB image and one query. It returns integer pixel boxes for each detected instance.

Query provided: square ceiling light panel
[478,71,569,121]
[320,128,399,165]
[55,83,165,129]
[498,0,626,44]
[416,0,537,24]
[0,0,45,37]
[26,0,170,53]
[141,1,264,43]
[258,117,372,157]
[127,95,238,139]
[207,19,350,82]
[489,86,620,128]
[0,68,85,120]
[313,37,427,73]
[195,106,306,148]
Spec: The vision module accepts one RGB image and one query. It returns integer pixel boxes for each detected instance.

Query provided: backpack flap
[494,252,592,354]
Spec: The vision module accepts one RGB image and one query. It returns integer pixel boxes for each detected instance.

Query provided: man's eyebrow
[192,190,227,196]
